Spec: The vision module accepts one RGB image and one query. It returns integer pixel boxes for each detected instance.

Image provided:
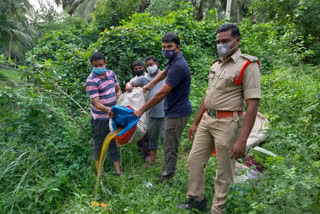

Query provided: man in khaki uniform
[179,23,261,213]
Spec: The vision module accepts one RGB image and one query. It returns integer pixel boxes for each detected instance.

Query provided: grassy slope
[62,141,215,214]
[0,67,21,83]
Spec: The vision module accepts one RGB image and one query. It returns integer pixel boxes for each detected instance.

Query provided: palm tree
[72,0,97,19]
[53,0,84,16]
[0,0,35,62]
[191,0,250,21]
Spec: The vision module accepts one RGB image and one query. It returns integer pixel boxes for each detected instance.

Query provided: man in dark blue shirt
[134,32,192,182]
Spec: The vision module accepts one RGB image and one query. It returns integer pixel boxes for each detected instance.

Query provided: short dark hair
[162,32,180,45]
[145,55,158,63]
[133,60,144,69]
[90,52,106,63]
[216,23,240,38]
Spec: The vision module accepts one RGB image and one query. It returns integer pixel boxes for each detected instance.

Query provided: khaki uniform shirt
[204,49,261,111]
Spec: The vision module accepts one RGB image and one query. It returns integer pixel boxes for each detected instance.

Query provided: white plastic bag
[114,87,147,144]
[245,112,269,152]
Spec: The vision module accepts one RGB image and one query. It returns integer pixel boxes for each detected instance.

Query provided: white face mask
[147,65,158,75]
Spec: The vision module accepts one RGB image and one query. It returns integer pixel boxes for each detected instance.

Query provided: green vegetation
[226,64,320,213]
[0,0,35,62]
[0,67,21,82]
[0,0,319,213]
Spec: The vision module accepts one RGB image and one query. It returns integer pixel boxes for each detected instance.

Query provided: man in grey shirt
[126,55,165,167]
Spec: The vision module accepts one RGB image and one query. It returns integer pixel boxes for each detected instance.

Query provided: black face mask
[162,49,177,60]
[135,70,144,77]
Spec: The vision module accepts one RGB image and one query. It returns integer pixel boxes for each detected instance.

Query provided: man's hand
[107,107,115,118]
[229,99,259,159]
[229,140,246,159]
[142,84,151,93]
[133,109,144,117]
[92,97,115,118]
[187,123,197,141]
[125,84,133,92]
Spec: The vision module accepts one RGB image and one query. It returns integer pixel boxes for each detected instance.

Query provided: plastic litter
[145,181,153,188]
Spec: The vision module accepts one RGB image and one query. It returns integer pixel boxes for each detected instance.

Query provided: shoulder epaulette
[234,55,261,85]
[241,54,258,62]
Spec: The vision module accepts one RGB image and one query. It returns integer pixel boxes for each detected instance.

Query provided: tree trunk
[140,0,151,12]
[197,0,204,20]
[237,3,240,21]
[69,0,85,15]
[192,0,204,20]
[226,0,232,19]
[8,32,12,59]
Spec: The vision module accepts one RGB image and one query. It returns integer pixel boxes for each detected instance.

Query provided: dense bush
[25,29,92,117]
[146,0,188,17]
[25,2,221,111]
[249,0,320,65]
[93,5,220,86]
[0,85,93,213]
[91,0,142,32]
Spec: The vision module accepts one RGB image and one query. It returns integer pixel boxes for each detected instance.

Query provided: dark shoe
[157,175,166,183]
[104,171,121,177]
[158,171,175,182]
[177,196,207,212]
[158,174,174,184]
[159,177,173,186]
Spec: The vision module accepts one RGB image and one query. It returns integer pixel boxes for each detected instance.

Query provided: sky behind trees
[29,0,63,12]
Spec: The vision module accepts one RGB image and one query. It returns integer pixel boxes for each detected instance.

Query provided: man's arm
[229,99,259,159]
[92,97,114,118]
[134,82,172,117]
[125,80,138,92]
[143,70,167,92]
[187,97,208,141]
[115,84,122,99]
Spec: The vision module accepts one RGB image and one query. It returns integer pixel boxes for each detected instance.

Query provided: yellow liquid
[94,129,122,199]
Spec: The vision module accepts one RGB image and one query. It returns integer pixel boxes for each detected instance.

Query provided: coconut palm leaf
[0,0,35,61]
[73,0,97,20]
[0,15,16,45]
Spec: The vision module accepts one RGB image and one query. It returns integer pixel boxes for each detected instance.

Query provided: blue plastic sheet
[111,105,140,137]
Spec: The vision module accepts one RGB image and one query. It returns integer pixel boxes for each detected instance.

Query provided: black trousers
[91,118,119,162]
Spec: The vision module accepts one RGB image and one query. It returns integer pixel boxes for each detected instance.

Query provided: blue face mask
[162,49,177,60]
[92,67,105,75]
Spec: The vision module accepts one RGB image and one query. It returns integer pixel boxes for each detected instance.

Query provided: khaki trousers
[187,112,243,214]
